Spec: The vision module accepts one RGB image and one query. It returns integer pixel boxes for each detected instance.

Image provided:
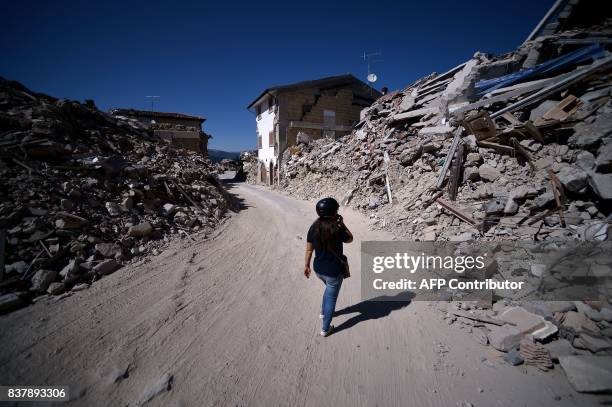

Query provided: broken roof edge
[524,0,568,44]
[111,108,206,122]
[246,73,382,109]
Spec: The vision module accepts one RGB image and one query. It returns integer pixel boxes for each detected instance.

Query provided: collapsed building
[280,1,611,243]
[247,74,381,185]
[0,78,228,312]
[111,108,211,155]
[275,0,612,392]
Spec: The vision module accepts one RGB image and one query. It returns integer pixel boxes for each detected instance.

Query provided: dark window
[269,131,274,147]
[258,136,262,149]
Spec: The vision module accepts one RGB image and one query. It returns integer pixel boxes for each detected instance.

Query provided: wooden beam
[526,209,554,226]
[510,137,536,172]
[436,197,477,227]
[477,140,515,154]
[436,128,462,189]
[447,142,464,201]
[451,310,510,326]
[383,152,393,205]
[549,169,567,227]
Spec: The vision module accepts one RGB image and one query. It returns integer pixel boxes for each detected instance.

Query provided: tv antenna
[362,51,383,95]
[146,95,160,111]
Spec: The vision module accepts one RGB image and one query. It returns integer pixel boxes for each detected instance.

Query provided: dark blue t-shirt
[307,222,350,277]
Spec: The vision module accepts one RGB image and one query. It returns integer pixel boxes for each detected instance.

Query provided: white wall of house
[256,105,277,169]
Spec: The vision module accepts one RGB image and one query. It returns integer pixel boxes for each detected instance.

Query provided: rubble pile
[279,21,612,389]
[216,158,238,173]
[150,122,199,132]
[281,28,612,243]
[0,77,229,311]
[241,151,259,184]
[437,299,612,392]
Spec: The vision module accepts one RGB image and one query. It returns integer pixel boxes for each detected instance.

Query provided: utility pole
[146,95,160,111]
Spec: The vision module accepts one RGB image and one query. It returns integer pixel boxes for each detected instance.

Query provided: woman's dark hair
[312,217,341,253]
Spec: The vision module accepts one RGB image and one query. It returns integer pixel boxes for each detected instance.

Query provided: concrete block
[488,324,522,352]
[497,307,546,335]
[559,356,612,393]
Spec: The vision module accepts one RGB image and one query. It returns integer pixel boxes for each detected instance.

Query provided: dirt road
[0,183,602,406]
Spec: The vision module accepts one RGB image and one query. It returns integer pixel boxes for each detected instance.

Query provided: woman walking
[303,198,353,337]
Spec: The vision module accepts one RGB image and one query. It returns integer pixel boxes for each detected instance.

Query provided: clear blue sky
[1,0,552,151]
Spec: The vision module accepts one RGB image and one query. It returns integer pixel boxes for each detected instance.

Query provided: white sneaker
[320,325,334,337]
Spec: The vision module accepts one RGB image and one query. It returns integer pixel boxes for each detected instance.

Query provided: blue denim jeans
[316,273,343,332]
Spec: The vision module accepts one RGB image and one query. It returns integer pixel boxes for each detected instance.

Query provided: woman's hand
[304,243,313,278]
[337,214,354,243]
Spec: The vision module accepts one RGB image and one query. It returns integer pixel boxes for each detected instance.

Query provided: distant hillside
[208,149,240,163]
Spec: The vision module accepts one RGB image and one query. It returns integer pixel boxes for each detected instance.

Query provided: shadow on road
[333,292,414,334]
[218,174,250,213]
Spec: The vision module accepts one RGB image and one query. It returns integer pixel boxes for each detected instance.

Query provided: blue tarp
[474,44,607,98]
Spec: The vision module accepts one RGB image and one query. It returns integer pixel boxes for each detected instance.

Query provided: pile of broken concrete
[0,77,228,312]
[241,151,260,184]
[281,28,612,244]
[439,299,612,393]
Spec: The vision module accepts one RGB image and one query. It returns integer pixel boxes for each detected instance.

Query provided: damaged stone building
[111,109,211,155]
[247,74,381,185]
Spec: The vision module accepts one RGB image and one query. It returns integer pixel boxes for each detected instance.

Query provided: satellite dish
[367,73,378,83]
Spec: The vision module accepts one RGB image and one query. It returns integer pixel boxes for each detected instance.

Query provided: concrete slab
[559,355,612,393]
[498,306,546,334]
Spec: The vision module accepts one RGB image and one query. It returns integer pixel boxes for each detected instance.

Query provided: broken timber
[510,137,536,172]
[549,169,567,227]
[436,197,477,227]
[477,140,515,154]
[450,310,511,326]
[525,208,555,226]
[436,128,462,189]
[534,94,582,126]
[170,180,206,214]
[383,152,393,205]
[447,142,464,201]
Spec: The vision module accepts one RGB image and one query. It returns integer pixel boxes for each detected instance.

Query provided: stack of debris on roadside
[0,77,229,313]
[216,158,239,173]
[281,22,612,243]
[241,151,259,184]
[278,9,612,391]
[436,299,612,393]
[110,108,211,154]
